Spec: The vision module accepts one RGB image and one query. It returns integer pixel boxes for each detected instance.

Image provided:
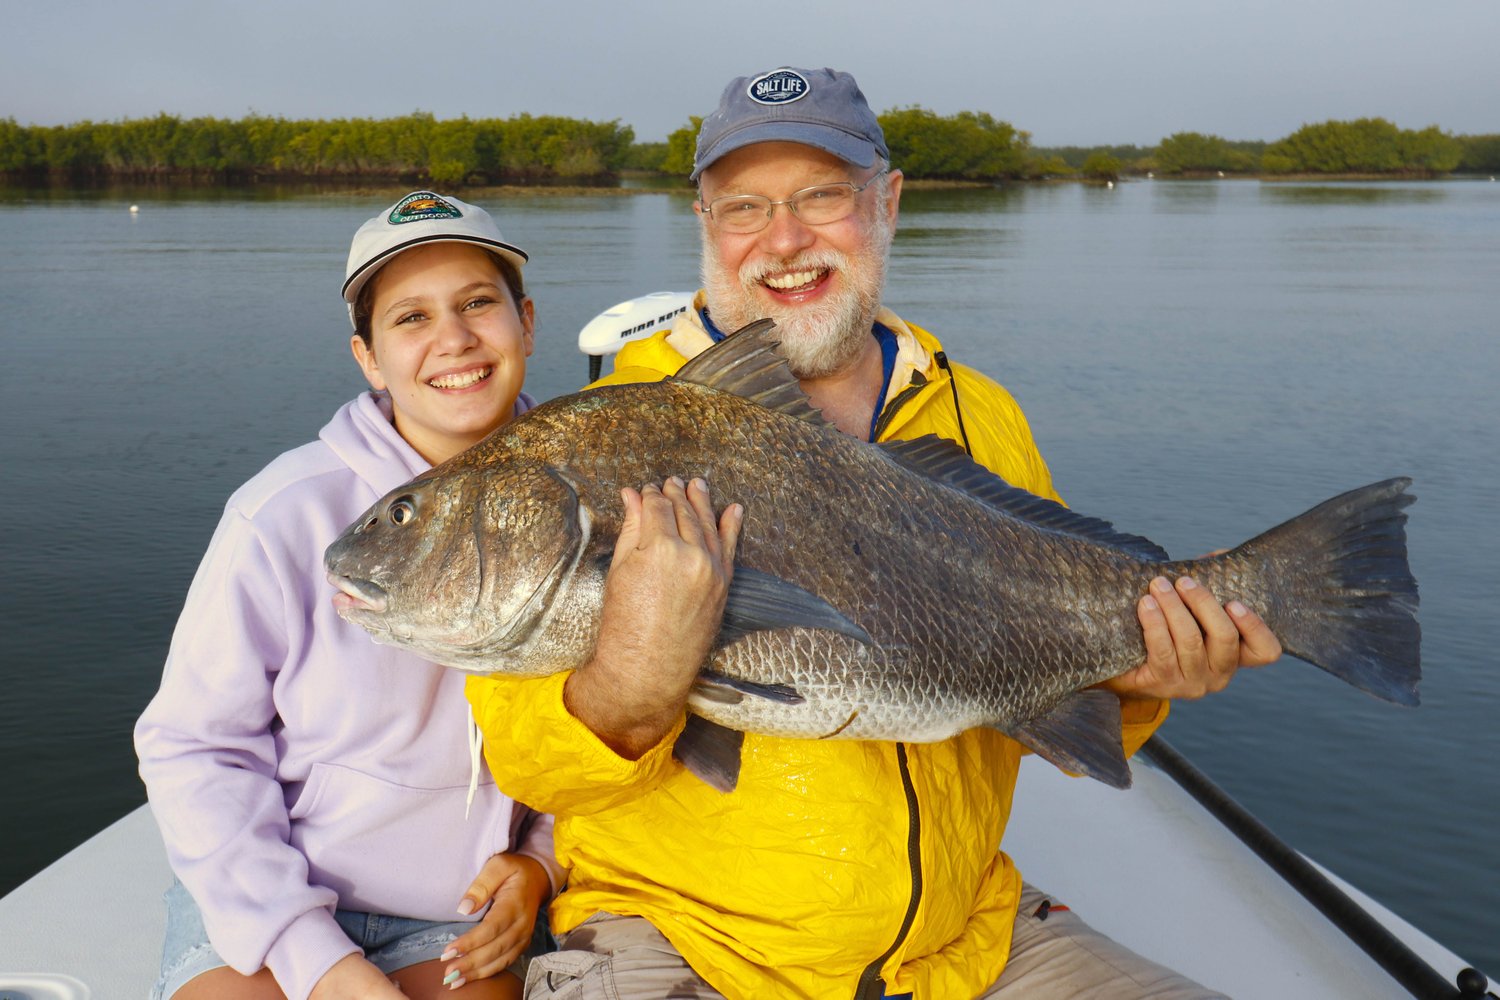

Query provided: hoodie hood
[319,390,536,496]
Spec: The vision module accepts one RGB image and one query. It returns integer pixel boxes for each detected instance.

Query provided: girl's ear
[519,296,536,357]
[350,334,387,391]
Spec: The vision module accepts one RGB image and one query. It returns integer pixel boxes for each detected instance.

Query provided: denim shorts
[152,880,484,999]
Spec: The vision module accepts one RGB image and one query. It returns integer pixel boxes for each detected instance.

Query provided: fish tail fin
[1216,477,1420,706]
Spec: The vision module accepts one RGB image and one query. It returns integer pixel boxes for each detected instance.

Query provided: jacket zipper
[873,357,971,458]
[852,743,923,1000]
[854,351,963,998]
[871,375,926,441]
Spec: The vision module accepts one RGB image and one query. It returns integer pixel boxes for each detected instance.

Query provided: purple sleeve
[134,508,357,1000]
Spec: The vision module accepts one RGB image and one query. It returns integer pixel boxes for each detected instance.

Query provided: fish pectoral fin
[672,715,745,793]
[720,566,874,646]
[1009,690,1133,789]
[694,671,805,705]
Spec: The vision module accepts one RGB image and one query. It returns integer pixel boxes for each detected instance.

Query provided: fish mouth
[327,572,390,615]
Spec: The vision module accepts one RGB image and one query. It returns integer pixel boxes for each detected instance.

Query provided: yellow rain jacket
[467,297,1168,999]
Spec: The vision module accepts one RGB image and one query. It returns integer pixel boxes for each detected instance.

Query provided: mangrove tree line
[0,112,635,184]
[3,110,1496,184]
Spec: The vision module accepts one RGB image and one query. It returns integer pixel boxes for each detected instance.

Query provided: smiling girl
[136,192,557,1000]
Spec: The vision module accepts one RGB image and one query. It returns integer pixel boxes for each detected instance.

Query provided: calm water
[1,179,1496,971]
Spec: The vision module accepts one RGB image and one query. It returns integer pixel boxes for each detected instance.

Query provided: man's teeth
[763,269,823,291]
[429,367,491,389]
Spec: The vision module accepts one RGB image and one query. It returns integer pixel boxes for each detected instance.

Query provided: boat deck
[0,755,1485,998]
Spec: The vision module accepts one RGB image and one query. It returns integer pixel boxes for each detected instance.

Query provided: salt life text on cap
[342,190,529,328]
[691,66,890,183]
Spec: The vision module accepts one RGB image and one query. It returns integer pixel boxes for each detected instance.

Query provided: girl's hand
[438,853,549,990]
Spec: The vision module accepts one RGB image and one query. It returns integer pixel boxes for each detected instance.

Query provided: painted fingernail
[1227,600,1248,617]
[440,948,460,962]
[443,969,462,986]
[1178,576,1198,590]
[448,976,467,991]
[1151,577,1172,594]
[456,898,476,916]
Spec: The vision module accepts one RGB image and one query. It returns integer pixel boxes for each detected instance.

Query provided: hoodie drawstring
[465,703,483,820]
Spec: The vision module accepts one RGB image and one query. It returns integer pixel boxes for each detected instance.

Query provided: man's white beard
[702,207,893,380]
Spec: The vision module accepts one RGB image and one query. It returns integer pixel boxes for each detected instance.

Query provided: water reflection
[1147,179,1230,213]
[898,184,1022,215]
[896,225,1019,253]
[1259,182,1446,206]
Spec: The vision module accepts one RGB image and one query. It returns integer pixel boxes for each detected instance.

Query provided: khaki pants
[523,884,1229,1000]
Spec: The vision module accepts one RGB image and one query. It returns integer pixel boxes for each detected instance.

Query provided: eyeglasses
[701,171,888,234]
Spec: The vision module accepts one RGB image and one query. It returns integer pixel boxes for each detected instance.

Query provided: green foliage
[661,116,702,179]
[1456,134,1500,172]
[1032,144,1150,170]
[1263,118,1460,175]
[621,141,668,172]
[1022,154,1075,179]
[0,112,636,183]
[1080,152,1121,181]
[878,106,1029,180]
[1154,132,1262,174]
[0,118,42,172]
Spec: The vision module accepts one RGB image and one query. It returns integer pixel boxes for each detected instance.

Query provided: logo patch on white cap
[388,191,463,225]
[746,68,810,106]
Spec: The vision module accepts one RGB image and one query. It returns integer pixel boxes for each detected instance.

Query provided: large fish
[325,320,1420,791]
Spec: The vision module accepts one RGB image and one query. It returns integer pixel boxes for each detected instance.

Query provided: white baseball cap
[342,190,529,328]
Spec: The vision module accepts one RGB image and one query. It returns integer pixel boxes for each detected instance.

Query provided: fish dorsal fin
[672,319,829,426]
[880,435,1171,561]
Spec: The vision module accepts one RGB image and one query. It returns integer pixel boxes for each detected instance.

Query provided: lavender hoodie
[135,391,557,1000]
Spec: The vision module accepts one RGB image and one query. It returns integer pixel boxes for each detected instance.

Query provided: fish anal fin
[720,566,873,646]
[673,715,745,793]
[1009,689,1132,789]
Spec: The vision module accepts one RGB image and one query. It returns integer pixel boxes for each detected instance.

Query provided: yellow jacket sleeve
[466,672,686,815]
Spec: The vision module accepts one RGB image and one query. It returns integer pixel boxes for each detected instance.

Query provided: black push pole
[1138,736,1491,1000]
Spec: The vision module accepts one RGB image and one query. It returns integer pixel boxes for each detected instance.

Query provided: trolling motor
[578,291,695,383]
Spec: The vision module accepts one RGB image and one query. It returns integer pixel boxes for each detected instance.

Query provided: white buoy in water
[1147,171,1154,179]
[129,205,139,213]
[1106,181,1114,189]
[1218,170,1225,177]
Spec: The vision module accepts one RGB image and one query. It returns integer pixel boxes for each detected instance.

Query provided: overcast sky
[6,0,1496,147]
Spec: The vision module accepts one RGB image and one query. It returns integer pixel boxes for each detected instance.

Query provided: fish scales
[326,320,1420,788]
[508,382,1137,737]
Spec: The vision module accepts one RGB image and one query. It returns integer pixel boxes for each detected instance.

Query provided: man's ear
[350,334,387,391]
[884,169,904,229]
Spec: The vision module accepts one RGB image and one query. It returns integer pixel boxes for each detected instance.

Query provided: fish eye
[388,496,417,526]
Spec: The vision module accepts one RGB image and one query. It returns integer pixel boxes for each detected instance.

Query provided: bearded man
[467,66,1280,1000]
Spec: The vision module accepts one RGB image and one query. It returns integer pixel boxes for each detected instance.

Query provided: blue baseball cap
[690,66,889,182]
